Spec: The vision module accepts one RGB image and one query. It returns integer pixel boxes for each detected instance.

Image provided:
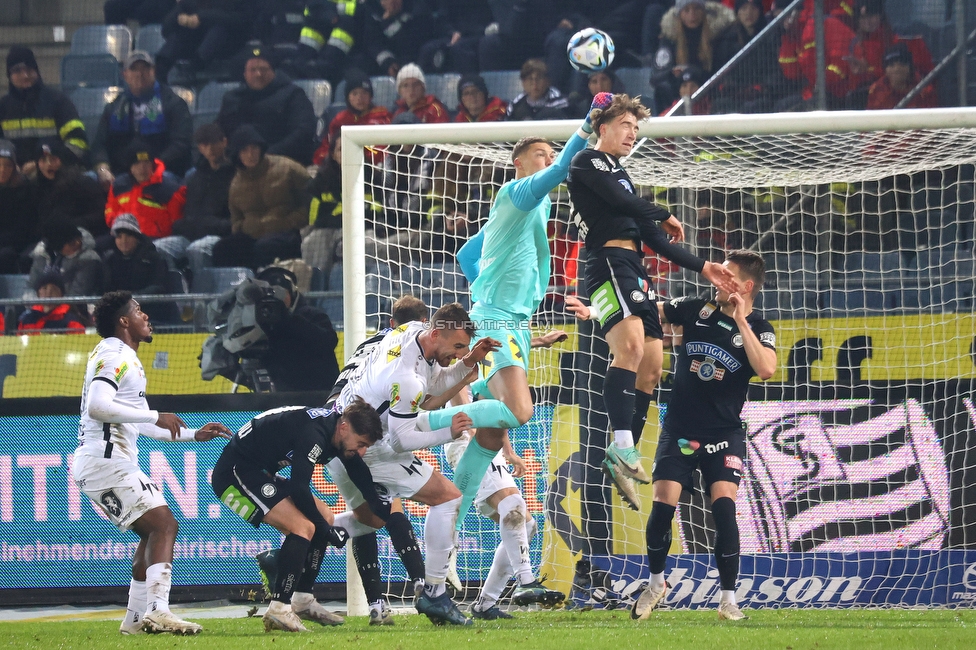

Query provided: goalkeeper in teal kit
[443,93,615,604]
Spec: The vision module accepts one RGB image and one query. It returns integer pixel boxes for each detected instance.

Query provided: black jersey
[662,297,776,436]
[327,328,390,402]
[567,148,704,273]
[228,405,385,526]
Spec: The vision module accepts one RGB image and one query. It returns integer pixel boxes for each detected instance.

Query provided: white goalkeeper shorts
[326,440,434,511]
[72,455,167,531]
[474,455,518,519]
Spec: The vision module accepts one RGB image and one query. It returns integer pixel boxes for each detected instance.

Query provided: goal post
[340,107,976,611]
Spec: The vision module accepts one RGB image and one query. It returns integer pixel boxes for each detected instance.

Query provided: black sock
[352,532,383,603]
[604,367,637,434]
[711,497,740,591]
[295,529,329,593]
[631,389,654,445]
[646,501,676,575]
[272,534,311,602]
[386,511,425,583]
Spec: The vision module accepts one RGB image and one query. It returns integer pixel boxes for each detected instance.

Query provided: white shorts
[327,440,434,510]
[72,454,167,531]
[475,454,518,519]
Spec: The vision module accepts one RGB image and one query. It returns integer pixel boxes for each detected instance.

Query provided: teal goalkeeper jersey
[463,131,589,320]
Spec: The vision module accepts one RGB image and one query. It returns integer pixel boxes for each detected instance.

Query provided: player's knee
[498,493,527,530]
[292,518,316,540]
[511,401,533,426]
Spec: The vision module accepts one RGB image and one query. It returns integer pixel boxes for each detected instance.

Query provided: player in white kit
[71,291,231,635]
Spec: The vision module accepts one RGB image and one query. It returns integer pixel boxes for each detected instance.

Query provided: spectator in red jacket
[17,269,87,333]
[797,11,856,105]
[867,44,937,110]
[454,74,506,123]
[312,69,392,165]
[391,63,450,123]
[105,138,186,240]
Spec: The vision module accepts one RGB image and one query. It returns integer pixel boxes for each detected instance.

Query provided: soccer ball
[567,28,615,72]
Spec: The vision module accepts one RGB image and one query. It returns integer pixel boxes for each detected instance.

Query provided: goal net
[340,108,976,611]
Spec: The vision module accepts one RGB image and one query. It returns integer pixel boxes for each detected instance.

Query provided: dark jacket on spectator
[17,303,87,333]
[506,87,569,121]
[308,156,341,230]
[92,82,194,177]
[103,237,169,295]
[217,72,317,165]
[252,0,307,45]
[363,0,437,72]
[161,0,252,39]
[0,167,38,256]
[0,81,89,166]
[172,159,235,241]
[34,165,108,238]
[262,293,340,391]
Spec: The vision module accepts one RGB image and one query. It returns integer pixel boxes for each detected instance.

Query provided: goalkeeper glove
[582,92,613,134]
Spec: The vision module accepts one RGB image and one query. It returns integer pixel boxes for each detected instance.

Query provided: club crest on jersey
[261,483,277,498]
[410,391,423,413]
[699,303,716,319]
[630,290,646,303]
[307,444,322,463]
[387,345,402,362]
[690,357,725,381]
[591,157,609,172]
[732,333,744,347]
[100,490,123,517]
[390,383,401,406]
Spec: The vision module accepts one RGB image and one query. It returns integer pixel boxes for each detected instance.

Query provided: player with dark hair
[72,291,231,635]
[565,93,736,511]
[631,249,776,621]
[211,397,384,632]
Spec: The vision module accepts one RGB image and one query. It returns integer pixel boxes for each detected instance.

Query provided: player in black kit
[565,93,736,511]
[211,398,385,632]
[632,250,777,622]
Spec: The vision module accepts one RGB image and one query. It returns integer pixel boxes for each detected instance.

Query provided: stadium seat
[366,263,396,329]
[70,25,132,63]
[613,67,655,107]
[403,263,469,310]
[369,76,398,111]
[60,54,121,90]
[294,79,332,117]
[426,73,461,108]
[190,267,254,294]
[328,264,343,292]
[68,86,121,119]
[825,284,890,316]
[192,112,219,131]
[481,70,523,103]
[0,275,29,299]
[321,296,344,327]
[134,24,165,57]
[170,86,196,112]
[196,81,240,115]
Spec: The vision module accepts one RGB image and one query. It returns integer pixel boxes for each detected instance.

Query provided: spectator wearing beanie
[217,45,317,165]
[32,138,107,239]
[867,44,937,110]
[0,46,89,171]
[92,50,193,183]
[28,220,106,297]
[0,139,38,274]
[312,69,391,165]
[103,213,179,323]
[212,125,310,269]
[105,138,186,241]
[17,269,88,333]
[454,74,506,123]
[392,63,450,123]
[161,123,235,276]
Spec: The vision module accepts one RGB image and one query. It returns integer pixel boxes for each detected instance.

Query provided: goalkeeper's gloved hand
[582,92,613,134]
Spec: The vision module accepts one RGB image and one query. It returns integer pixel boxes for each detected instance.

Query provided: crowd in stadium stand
[0,0,958,334]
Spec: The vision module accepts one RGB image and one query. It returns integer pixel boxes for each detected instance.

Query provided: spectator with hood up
[28,220,106,297]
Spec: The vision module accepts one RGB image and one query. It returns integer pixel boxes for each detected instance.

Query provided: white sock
[424,581,447,598]
[720,589,736,605]
[614,429,635,449]
[122,579,146,627]
[291,591,314,606]
[496,494,533,585]
[424,497,460,589]
[332,511,379,538]
[476,543,513,611]
[650,572,666,590]
[145,562,172,614]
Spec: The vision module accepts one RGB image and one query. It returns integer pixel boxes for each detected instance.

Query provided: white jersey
[76,337,154,464]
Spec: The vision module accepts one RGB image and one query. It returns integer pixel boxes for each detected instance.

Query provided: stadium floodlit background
[1,0,975,615]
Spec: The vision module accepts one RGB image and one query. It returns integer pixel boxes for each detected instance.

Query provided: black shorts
[652,424,746,491]
[211,447,292,528]
[583,247,662,339]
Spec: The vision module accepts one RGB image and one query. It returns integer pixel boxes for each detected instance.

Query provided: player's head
[718,249,765,303]
[94,290,153,343]
[426,302,476,366]
[591,94,650,158]
[391,295,429,326]
[335,397,383,458]
[512,137,555,178]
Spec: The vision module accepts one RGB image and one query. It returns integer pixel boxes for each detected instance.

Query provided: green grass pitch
[1,609,973,650]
